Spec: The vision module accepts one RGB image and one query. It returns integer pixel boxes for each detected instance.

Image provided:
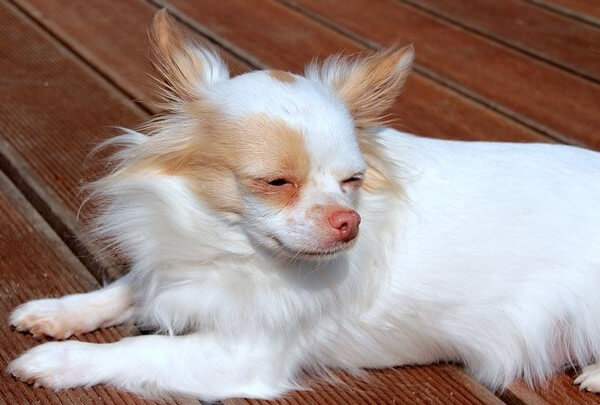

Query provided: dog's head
[135,11,412,260]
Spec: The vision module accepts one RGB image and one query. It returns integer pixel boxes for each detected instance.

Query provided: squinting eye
[268,178,291,186]
[342,176,364,186]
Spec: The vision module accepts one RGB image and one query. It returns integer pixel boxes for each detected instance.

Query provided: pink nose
[328,210,361,243]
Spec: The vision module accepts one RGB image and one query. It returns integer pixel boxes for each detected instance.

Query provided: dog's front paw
[7,341,88,390]
[10,299,81,339]
[575,364,600,392]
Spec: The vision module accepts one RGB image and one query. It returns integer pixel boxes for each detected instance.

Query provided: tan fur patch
[125,105,310,213]
[117,104,242,214]
[268,70,296,84]
[234,114,309,208]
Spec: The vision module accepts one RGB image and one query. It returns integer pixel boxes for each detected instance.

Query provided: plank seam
[0,139,109,284]
[0,171,99,288]
[398,0,600,85]
[522,0,600,29]
[11,0,253,116]
[275,0,579,147]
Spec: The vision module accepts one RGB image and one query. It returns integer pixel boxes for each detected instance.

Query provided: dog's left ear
[152,9,229,102]
[306,44,413,129]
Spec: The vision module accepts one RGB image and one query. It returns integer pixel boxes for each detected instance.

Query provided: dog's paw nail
[30,326,44,338]
[575,364,600,393]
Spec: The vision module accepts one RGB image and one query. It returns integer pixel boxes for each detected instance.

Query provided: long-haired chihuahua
[8,9,600,401]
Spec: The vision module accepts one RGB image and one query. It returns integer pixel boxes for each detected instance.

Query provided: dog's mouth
[270,236,356,260]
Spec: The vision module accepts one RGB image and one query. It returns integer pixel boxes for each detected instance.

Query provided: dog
[7,9,600,401]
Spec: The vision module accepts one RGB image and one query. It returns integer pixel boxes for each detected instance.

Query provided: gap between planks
[523,0,600,28]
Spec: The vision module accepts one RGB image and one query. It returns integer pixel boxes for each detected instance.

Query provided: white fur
[8,44,600,400]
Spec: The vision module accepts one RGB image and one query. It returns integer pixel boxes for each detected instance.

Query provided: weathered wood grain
[14,0,251,114]
[400,0,600,82]
[526,0,600,27]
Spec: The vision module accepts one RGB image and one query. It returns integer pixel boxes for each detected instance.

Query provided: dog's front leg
[9,280,133,339]
[8,332,292,400]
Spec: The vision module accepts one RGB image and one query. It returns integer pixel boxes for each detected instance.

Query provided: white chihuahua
[8,10,600,401]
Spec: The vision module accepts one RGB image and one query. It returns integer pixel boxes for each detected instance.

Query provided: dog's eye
[342,176,363,186]
[268,178,291,186]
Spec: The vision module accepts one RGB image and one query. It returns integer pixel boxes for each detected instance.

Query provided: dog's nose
[328,210,361,242]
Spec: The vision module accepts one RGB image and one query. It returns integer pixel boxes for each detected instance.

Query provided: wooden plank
[279,0,600,149]
[0,0,147,279]
[0,172,192,405]
[156,0,548,144]
[503,376,600,404]
[526,0,600,27]
[14,0,251,114]
[401,0,600,82]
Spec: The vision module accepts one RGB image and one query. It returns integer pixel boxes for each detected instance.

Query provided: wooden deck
[0,0,599,403]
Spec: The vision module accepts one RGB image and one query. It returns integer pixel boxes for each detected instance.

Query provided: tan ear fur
[330,44,413,129]
[151,10,228,103]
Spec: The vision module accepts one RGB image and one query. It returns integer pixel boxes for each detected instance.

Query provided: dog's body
[8,10,600,401]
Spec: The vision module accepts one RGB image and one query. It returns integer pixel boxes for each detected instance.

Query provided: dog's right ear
[305,44,413,130]
[152,9,229,102]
